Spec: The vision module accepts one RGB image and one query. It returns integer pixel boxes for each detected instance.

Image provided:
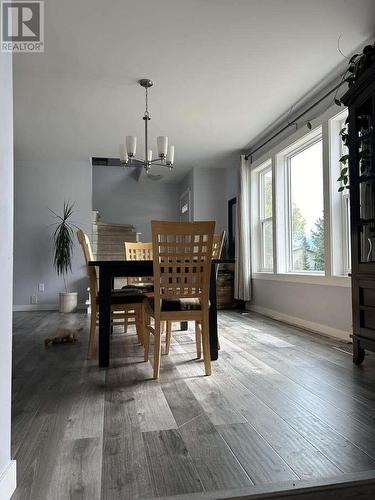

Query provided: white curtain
[234,155,251,301]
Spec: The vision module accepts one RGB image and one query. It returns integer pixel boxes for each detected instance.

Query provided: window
[259,167,273,271]
[342,190,351,273]
[339,118,351,274]
[341,190,352,274]
[330,109,351,276]
[287,138,324,273]
[251,108,351,286]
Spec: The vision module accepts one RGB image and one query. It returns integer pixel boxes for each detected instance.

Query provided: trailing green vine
[303,42,374,192]
[335,44,375,191]
[337,118,349,192]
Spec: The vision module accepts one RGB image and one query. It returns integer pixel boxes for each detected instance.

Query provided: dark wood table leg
[209,263,219,360]
[99,268,112,368]
[180,322,188,331]
[110,277,115,335]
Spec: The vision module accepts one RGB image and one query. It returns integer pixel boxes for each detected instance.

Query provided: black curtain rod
[244,81,344,161]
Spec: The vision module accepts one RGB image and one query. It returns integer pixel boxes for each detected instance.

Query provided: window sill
[252,272,351,288]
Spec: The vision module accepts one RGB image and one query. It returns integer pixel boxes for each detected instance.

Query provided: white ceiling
[13,0,375,181]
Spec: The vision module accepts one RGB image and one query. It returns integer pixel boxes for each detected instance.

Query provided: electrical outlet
[30,295,38,305]
[38,283,45,292]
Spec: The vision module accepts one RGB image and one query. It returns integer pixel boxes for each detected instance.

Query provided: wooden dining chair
[165,230,226,358]
[144,220,215,379]
[123,242,153,334]
[125,242,153,261]
[77,230,145,359]
[124,241,168,335]
[194,230,226,358]
[124,242,154,287]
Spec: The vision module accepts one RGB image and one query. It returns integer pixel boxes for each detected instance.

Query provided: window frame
[250,105,351,288]
[284,133,325,275]
[339,119,351,276]
[342,191,351,275]
[259,166,273,272]
[330,109,351,277]
[251,159,273,273]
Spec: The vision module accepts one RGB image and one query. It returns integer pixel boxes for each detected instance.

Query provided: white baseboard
[13,303,59,311]
[13,303,87,312]
[247,304,351,342]
[0,460,16,500]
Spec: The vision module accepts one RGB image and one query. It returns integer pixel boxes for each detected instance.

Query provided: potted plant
[50,201,78,313]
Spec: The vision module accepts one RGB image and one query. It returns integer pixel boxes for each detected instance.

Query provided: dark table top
[88,258,235,267]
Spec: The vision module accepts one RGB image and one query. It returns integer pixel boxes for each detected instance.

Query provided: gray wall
[0,51,15,496]
[14,160,92,307]
[225,164,239,202]
[193,168,227,232]
[92,166,180,241]
[250,279,352,337]
[178,167,231,233]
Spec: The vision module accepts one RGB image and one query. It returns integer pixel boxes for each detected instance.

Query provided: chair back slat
[124,242,153,284]
[151,221,215,306]
[125,242,153,261]
[77,229,98,298]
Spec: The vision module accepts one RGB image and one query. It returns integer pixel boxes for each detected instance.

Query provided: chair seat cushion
[145,297,201,313]
[96,289,145,305]
[122,283,154,293]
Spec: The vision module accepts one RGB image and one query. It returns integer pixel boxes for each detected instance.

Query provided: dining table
[88,258,235,367]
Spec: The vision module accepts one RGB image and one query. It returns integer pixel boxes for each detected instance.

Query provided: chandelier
[119,79,175,173]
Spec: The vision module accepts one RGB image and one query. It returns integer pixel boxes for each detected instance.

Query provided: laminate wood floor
[11,310,375,499]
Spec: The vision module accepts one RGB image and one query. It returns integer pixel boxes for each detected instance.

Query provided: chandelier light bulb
[119,143,128,163]
[157,136,168,159]
[126,136,137,157]
[167,145,175,165]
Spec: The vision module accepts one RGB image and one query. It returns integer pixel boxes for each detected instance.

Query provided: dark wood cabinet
[342,64,375,365]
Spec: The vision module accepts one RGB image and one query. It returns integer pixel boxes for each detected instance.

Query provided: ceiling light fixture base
[139,79,153,88]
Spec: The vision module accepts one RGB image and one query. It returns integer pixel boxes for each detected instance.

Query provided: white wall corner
[247,303,351,342]
[0,460,16,500]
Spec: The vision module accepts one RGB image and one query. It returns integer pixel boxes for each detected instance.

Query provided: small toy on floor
[44,327,83,348]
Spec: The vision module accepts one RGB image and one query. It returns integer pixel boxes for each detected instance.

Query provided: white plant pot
[59,292,78,313]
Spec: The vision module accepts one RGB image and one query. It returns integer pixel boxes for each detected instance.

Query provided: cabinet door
[355,279,375,342]
[350,94,375,273]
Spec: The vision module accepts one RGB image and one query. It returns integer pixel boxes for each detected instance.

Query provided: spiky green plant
[49,201,77,293]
